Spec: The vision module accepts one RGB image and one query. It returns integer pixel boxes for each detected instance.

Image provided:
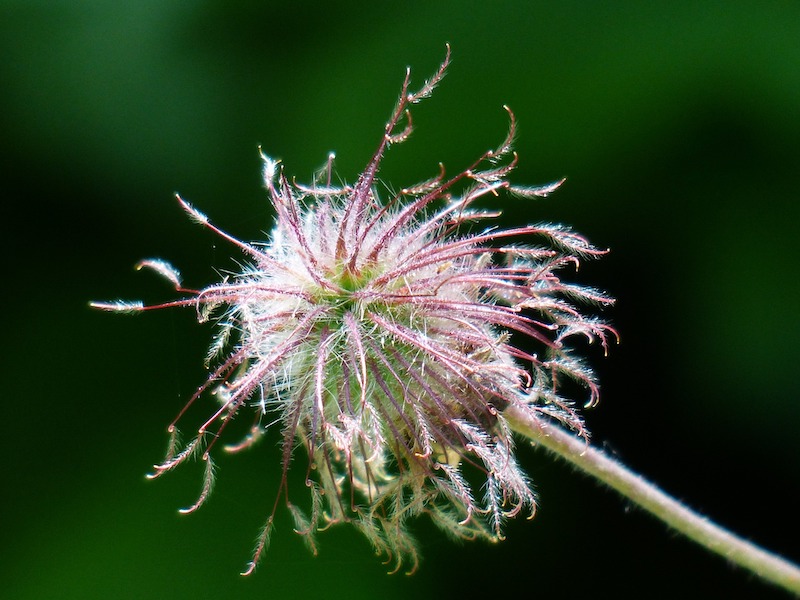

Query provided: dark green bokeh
[2,2,798,598]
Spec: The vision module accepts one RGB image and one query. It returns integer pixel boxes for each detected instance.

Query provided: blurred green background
[2,2,799,599]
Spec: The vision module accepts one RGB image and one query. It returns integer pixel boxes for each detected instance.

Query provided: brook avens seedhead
[93,47,617,574]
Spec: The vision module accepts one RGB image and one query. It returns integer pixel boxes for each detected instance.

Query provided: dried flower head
[92,47,614,575]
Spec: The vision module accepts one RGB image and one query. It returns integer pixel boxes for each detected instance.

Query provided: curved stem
[504,405,800,596]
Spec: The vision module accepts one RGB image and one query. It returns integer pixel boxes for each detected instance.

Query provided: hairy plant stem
[504,405,800,595]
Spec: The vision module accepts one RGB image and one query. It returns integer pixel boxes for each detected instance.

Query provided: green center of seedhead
[318,262,384,319]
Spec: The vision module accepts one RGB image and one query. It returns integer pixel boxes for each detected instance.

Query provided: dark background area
[2,2,799,599]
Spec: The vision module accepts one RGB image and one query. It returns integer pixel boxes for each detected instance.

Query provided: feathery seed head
[92,46,615,574]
